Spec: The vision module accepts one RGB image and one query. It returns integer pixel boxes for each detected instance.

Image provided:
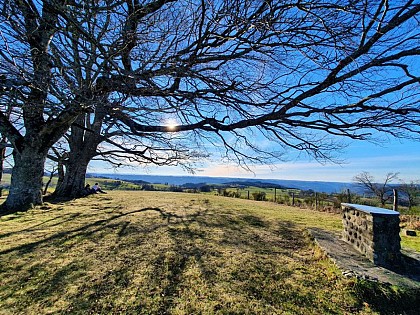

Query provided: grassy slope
[2,174,420,252]
[1,191,419,314]
[0,175,144,194]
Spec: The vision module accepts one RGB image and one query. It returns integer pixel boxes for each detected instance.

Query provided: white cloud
[196,153,420,182]
[88,137,420,183]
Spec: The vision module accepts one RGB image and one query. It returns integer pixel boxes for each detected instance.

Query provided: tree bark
[52,110,104,198]
[0,146,5,197]
[2,146,47,212]
[53,155,91,198]
[56,157,65,189]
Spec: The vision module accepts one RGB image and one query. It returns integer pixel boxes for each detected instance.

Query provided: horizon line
[87,172,354,184]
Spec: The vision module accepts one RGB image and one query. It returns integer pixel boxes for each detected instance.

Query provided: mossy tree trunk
[3,145,47,211]
[53,109,105,198]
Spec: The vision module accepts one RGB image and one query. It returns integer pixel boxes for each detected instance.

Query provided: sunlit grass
[0,191,419,314]
[401,235,420,252]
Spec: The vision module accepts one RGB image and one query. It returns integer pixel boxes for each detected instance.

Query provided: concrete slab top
[342,203,399,215]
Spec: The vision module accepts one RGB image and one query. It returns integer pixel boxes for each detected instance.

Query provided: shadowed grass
[0,191,419,314]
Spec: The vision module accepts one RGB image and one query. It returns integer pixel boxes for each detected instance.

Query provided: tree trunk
[53,146,96,198]
[0,145,5,197]
[53,161,89,198]
[0,148,5,182]
[0,134,7,193]
[53,107,106,198]
[56,157,65,189]
[52,151,93,198]
[2,147,47,212]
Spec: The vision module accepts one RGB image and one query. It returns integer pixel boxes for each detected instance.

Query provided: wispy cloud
[197,152,420,182]
[88,138,420,183]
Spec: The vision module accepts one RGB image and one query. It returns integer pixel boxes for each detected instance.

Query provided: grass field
[0,174,144,195]
[1,191,419,314]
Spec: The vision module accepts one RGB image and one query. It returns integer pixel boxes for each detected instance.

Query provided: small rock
[406,230,417,236]
[342,270,356,278]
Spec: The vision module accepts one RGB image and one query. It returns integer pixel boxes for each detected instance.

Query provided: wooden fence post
[247,190,250,200]
[393,189,398,211]
[347,189,351,203]
[292,192,295,206]
[274,188,277,203]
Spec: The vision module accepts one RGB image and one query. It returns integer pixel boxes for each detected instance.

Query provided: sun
[164,118,178,131]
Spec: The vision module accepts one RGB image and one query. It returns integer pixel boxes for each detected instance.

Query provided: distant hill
[180,182,209,189]
[89,173,360,194]
[178,181,288,190]
[224,181,288,189]
[129,180,152,185]
[87,174,151,185]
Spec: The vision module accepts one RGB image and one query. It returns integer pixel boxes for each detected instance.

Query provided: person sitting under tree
[91,183,107,194]
[81,184,92,196]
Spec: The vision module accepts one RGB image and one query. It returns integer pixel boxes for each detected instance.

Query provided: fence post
[274,188,277,202]
[292,192,295,206]
[347,189,351,203]
[393,189,398,211]
[247,190,250,200]
[315,192,318,211]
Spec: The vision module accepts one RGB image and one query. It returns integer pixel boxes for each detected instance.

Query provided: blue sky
[89,136,420,183]
[81,2,420,185]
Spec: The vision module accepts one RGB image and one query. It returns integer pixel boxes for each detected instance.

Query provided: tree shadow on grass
[1,205,193,313]
[2,201,418,314]
[0,212,83,240]
[0,207,169,256]
[140,209,310,313]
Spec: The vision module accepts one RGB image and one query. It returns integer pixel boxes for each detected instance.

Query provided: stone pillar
[341,203,401,268]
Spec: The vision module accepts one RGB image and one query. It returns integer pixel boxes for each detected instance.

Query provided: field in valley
[0,191,419,314]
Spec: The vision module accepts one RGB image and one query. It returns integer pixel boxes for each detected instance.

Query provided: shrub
[200,185,212,192]
[252,191,266,201]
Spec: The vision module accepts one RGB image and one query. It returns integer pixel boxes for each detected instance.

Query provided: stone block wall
[341,203,401,267]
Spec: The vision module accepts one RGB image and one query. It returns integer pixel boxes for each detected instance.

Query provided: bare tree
[0,1,91,212]
[41,1,206,199]
[109,0,420,160]
[353,172,400,206]
[1,1,420,214]
[398,180,420,210]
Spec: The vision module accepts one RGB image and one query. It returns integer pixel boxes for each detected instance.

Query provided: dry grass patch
[0,191,418,314]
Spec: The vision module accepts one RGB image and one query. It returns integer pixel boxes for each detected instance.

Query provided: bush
[276,195,290,205]
[200,185,212,192]
[142,184,156,191]
[218,188,241,198]
[229,190,241,198]
[168,185,183,192]
[252,191,266,201]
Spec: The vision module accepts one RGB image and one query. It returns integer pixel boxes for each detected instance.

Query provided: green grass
[221,186,298,200]
[85,178,143,191]
[1,191,419,314]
